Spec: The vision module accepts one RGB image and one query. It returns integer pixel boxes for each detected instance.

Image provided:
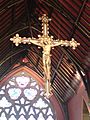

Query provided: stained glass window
[0,72,56,120]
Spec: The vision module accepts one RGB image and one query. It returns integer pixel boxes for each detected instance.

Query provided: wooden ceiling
[0,0,90,103]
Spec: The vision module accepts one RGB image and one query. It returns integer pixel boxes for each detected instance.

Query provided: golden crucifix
[10,14,80,98]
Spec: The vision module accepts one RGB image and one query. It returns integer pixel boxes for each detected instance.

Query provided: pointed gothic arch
[0,66,64,120]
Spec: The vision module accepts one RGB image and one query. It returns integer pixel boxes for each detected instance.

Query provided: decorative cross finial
[39,14,51,36]
[10,14,80,98]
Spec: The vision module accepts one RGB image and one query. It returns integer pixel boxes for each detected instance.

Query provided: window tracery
[0,72,56,120]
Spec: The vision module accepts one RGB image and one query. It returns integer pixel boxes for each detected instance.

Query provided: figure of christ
[26,38,53,97]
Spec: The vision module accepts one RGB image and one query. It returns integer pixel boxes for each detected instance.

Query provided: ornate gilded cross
[10,14,80,98]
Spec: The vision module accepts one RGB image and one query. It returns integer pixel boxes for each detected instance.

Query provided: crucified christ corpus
[10,14,80,98]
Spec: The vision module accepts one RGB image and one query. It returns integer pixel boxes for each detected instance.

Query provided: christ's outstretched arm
[51,39,69,47]
[22,37,42,47]
[51,38,80,49]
